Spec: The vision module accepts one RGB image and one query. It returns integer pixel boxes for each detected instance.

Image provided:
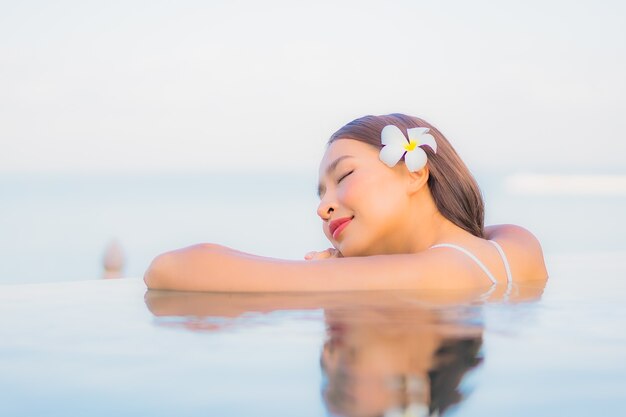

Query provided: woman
[144,114,547,292]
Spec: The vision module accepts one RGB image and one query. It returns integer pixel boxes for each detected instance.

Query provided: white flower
[379,125,438,172]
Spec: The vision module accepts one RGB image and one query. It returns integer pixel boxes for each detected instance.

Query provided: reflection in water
[144,284,545,416]
[321,306,483,417]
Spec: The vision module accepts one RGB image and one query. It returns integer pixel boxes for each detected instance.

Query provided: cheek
[341,174,404,217]
[339,172,380,207]
[338,182,360,206]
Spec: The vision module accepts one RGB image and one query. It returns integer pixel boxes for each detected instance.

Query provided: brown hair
[328,113,485,238]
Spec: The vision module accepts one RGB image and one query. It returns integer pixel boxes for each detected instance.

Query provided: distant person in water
[102,239,125,279]
[144,113,548,292]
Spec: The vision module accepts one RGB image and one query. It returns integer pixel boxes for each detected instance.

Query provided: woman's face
[317,138,413,257]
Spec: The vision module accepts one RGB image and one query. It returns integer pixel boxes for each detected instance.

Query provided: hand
[304,247,343,260]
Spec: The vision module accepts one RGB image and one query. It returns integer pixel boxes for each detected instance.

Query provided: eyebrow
[317,155,353,198]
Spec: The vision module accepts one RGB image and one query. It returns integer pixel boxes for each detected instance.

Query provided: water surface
[1,251,624,416]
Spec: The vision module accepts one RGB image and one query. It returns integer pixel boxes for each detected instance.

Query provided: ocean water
[1,171,625,284]
[1,171,626,416]
[0,173,324,284]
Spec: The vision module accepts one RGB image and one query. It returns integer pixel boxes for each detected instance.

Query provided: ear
[406,166,430,195]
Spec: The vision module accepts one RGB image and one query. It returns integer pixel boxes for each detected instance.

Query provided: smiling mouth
[330,216,353,240]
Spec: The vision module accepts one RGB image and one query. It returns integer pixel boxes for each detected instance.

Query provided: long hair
[328,113,485,238]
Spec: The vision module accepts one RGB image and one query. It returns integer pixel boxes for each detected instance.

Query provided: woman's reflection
[320,306,483,417]
[145,282,545,417]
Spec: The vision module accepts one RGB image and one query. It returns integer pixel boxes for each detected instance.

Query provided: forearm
[145,244,298,291]
[145,244,245,291]
[146,244,377,292]
[143,244,462,292]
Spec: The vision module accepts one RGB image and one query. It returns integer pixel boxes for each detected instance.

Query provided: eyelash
[337,170,354,184]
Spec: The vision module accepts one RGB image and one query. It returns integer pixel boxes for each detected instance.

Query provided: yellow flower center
[404,140,418,151]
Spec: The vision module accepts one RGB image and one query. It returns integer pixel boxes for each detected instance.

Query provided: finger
[313,249,333,260]
[305,249,333,260]
[328,248,344,258]
[321,248,343,259]
[304,251,329,260]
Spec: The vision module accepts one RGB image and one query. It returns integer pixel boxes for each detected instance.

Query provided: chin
[337,240,373,258]
[343,240,396,257]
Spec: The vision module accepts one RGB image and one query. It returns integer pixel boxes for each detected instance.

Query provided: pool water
[1,250,624,416]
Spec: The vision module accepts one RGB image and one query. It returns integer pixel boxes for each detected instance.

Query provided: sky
[1,0,625,175]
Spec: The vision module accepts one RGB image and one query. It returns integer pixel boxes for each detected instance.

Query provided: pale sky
[1,0,625,174]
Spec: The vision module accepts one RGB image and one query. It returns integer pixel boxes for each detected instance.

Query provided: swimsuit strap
[488,240,513,283]
[488,240,515,299]
[429,243,498,285]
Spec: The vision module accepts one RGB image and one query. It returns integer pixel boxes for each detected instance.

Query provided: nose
[317,196,335,221]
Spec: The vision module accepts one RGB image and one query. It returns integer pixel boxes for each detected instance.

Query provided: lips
[329,216,353,239]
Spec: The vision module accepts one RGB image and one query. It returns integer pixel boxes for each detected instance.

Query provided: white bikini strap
[488,240,513,283]
[489,240,515,299]
[430,243,497,285]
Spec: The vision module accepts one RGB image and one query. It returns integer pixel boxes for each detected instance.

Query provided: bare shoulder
[486,224,548,281]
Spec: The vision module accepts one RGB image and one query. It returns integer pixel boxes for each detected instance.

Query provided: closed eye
[337,170,354,184]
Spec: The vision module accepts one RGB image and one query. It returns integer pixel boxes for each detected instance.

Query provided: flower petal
[379,145,406,168]
[408,128,437,153]
[381,125,409,147]
[404,148,428,172]
[418,133,437,153]
[407,127,429,141]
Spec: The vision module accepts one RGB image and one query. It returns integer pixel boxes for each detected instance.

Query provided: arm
[143,243,488,292]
